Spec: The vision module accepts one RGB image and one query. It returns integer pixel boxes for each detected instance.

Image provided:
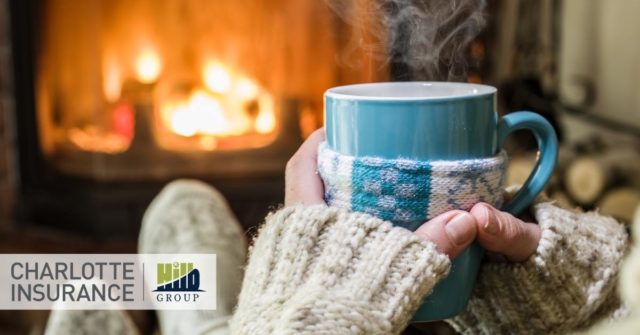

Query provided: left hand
[285,128,542,262]
[468,202,541,262]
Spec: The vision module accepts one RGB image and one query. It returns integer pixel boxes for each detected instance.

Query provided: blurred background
[0,0,639,333]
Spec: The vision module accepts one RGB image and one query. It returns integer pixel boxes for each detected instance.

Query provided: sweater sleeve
[229,205,451,335]
[447,202,629,335]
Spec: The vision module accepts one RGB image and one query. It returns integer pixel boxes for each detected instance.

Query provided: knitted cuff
[318,142,507,230]
[230,205,451,335]
[448,202,629,334]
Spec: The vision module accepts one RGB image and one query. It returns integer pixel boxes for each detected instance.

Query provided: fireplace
[8,0,387,237]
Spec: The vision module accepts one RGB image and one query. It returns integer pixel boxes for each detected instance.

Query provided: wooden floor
[0,225,137,254]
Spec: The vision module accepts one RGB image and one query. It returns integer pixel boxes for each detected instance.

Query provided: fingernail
[482,206,499,235]
[445,213,475,245]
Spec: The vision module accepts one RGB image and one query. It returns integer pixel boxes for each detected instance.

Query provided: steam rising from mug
[325,0,486,81]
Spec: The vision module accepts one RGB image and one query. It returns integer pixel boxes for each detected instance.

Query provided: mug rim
[325,81,496,102]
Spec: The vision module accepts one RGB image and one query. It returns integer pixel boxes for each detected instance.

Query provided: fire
[135,47,162,83]
[162,89,248,137]
[255,95,275,134]
[203,61,232,94]
[162,91,221,137]
[158,60,276,142]
[233,77,258,99]
[97,50,278,152]
[103,53,122,102]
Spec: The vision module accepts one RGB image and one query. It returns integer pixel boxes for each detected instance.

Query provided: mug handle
[497,111,558,215]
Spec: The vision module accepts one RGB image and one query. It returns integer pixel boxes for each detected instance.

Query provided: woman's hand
[285,129,541,261]
[284,128,326,207]
[468,203,541,262]
[413,198,540,261]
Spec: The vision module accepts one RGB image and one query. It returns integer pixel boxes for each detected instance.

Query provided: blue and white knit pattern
[318,142,507,230]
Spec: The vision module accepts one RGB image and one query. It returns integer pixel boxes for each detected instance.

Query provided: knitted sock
[317,142,507,230]
[139,179,246,335]
[45,310,139,335]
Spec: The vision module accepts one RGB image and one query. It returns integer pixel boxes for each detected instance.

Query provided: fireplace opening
[9,0,388,237]
[36,0,309,181]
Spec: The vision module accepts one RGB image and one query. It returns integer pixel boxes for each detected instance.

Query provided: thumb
[414,210,477,259]
[470,203,541,262]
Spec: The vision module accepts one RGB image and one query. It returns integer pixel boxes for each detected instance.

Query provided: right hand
[414,203,541,261]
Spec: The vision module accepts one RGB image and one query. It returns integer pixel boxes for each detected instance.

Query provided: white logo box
[0,254,216,310]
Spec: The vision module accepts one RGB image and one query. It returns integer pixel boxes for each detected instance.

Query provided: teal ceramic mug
[323,81,558,321]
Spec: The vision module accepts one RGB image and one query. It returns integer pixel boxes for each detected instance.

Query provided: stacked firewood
[506,136,640,224]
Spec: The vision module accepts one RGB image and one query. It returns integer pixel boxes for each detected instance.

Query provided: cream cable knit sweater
[230,202,629,335]
[230,205,451,334]
[448,202,628,334]
[42,181,632,335]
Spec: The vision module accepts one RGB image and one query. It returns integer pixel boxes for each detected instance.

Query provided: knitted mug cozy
[317,142,508,230]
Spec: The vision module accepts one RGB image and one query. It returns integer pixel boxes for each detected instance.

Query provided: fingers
[470,203,541,262]
[284,129,326,207]
[414,204,541,262]
[414,210,478,259]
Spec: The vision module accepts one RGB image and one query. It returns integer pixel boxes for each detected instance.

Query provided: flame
[167,105,197,137]
[234,77,259,100]
[255,95,275,134]
[164,90,236,137]
[135,47,162,83]
[203,61,232,93]
[190,90,233,135]
[103,54,122,102]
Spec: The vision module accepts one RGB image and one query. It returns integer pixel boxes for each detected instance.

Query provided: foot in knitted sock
[139,179,247,335]
[45,309,139,335]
